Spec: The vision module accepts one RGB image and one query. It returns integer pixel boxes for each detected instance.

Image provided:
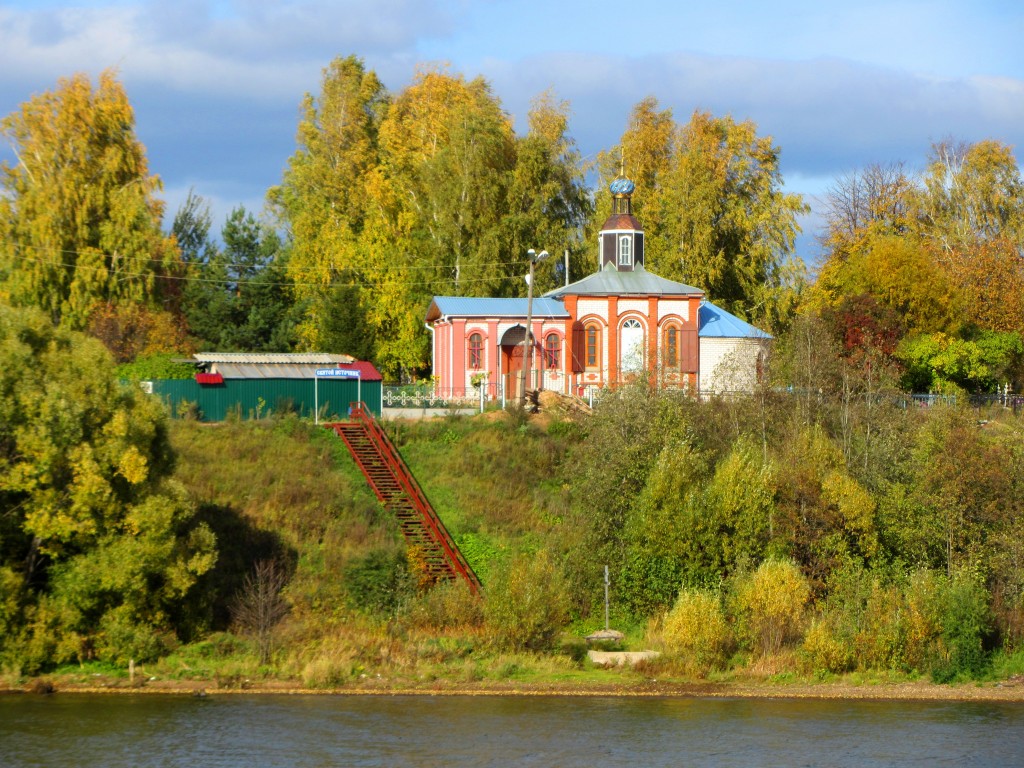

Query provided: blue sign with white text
[315,368,360,378]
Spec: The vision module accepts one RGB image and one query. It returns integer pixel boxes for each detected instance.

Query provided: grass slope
[149,412,581,689]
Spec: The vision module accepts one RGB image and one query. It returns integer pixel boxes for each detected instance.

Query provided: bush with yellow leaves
[662,587,732,674]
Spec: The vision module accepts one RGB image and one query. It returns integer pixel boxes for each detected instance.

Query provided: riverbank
[7,674,1024,702]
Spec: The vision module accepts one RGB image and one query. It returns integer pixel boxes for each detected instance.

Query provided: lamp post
[521,248,549,405]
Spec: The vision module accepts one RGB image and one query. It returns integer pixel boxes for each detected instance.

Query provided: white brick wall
[699,337,766,393]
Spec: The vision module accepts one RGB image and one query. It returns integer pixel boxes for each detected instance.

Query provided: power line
[7,239,542,274]
[2,247,545,291]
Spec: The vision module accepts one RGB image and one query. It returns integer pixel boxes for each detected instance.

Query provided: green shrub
[116,352,196,381]
[619,552,685,619]
[483,550,569,651]
[559,636,589,665]
[95,606,177,665]
[990,647,1024,679]
[343,549,414,616]
[402,580,482,630]
[929,570,991,682]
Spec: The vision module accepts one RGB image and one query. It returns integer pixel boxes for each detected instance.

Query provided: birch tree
[0,71,179,329]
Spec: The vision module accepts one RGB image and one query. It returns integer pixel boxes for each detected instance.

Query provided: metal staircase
[324,402,481,594]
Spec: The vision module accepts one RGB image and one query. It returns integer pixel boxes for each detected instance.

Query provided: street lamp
[521,248,550,405]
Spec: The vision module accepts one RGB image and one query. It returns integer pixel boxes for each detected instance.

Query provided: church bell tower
[598,176,644,272]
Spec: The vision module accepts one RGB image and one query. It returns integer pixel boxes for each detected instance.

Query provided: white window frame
[621,317,644,372]
[618,235,632,266]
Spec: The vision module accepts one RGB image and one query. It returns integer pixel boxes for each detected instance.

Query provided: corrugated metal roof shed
[426,296,571,322]
[194,353,382,381]
[544,262,703,298]
[698,302,772,339]
[194,353,355,364]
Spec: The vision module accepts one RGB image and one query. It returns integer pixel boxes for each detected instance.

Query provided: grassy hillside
[147,411,586,689]
[65,390,1024,692]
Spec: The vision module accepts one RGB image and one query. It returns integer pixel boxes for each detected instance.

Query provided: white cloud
[0,1,455,102]
[486,50,1024,178]
[2,0,1022,250]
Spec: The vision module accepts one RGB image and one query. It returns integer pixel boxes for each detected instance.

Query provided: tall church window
[663,324,679,368]
[618,235,632,266]
[621,318,644,372]
[468,333,483,369]
[585,324,601,369]
[544,333,561,369]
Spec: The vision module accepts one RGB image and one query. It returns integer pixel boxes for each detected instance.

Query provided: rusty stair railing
[323,402,481,594]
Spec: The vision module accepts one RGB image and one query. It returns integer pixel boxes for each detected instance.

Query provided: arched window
[468,333,483,369]
[663,324,679,368]
[618,235,632,266]
[621,318,644,372]
[585,324,601,369]
[544,333,561,369]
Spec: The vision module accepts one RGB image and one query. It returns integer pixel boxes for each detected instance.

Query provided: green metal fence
[149,378,382,421]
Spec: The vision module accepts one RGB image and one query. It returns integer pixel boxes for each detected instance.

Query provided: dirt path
[8,676,1024,701]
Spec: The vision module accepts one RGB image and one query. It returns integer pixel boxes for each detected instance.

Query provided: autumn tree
[269,55,387,355]
[811,234,963,339]
[820,162,914,261]
[0,71,180,330]
[911,140,1024,333]
[915,139,1024,253]
[274,57,590,376]
[364,67,521,374]
[595,97,675,246]
[0,304,216,670]
[598,103,807,330]
[86,303,194,363]
[379,69,520,294]
[811,142,1024,383]
[503,91,592,293]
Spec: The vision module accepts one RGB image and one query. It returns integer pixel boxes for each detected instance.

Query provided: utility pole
[604,564,610,631]
[520,249,549,405]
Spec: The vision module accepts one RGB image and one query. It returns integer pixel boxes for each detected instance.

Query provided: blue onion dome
[610,176,635,196]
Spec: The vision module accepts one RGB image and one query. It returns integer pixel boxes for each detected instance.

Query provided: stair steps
[323,403,481,593]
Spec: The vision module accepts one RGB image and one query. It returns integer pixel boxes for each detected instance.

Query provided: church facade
[425,178,770,400]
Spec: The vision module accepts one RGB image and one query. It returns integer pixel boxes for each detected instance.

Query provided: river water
[2,692,1022,767]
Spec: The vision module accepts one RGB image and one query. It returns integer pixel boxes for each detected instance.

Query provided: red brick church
[425,177,770,400]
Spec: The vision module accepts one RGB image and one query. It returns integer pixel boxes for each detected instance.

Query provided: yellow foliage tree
[599,102,807,330]
[0,70,179,329]
[662,587,732,674]
[733,558,811,656]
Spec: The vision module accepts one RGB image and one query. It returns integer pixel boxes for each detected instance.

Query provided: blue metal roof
[427,296,570,321]
[698,302,772,339]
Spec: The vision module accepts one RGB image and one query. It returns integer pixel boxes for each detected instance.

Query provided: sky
[1,0,1022,264]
